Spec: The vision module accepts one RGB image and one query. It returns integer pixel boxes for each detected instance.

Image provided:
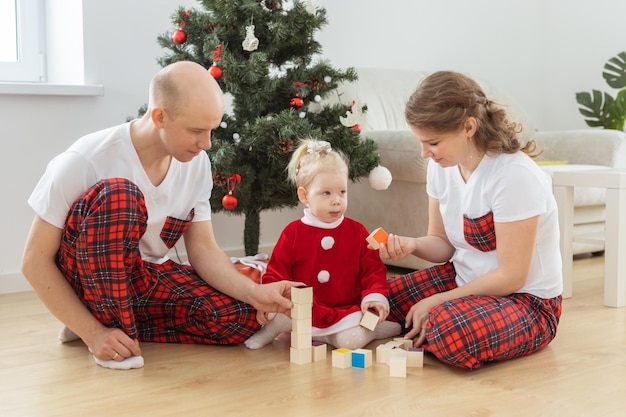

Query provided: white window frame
[0,0,45,83]
[0,0,103,96]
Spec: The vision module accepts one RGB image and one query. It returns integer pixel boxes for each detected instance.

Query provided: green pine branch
[144,0,381,254]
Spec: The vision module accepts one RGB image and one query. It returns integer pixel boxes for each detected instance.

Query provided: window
[0,0,45,82]
[0,0,102,95]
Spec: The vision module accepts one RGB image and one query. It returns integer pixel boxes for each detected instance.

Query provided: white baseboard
[169,243,275,264]
[221,243,275,258]
[1,244,275,295]
[0,271,33,294]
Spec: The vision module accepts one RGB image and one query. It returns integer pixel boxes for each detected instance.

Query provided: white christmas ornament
[313,95,322,102]
[368,165,392,190]
[317,270,330,283]
[303,0,316,14]
[299,111,307,119]
[340,98,365,127]
[321,236,335,250]
[220,121,228,128]
[242,25,259,52]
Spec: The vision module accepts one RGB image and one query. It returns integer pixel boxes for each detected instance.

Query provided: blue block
[352,351,366,368]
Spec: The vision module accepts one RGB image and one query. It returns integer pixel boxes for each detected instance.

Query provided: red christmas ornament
[351,124,362,133]
[222,174,242,210]
[222,194,238,210]
[209,44,224,80]
[173,10,191,44]
[209,64,223,80]
[289,96,304,109]
[172,29,187,44]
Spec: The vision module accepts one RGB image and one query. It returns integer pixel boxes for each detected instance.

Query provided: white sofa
[338,68,626,270]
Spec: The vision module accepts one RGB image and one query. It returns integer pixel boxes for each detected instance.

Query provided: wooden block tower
[290,286,313,365]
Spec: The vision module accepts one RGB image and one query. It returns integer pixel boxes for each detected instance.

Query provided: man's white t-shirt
[28,121,213,264]
[426,152,562,299]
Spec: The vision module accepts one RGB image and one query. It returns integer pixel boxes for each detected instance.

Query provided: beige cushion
[334,68,426,131]
[367,130,427,183]
[333,68,536,139]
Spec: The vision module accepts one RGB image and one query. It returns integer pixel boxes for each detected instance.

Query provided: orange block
[366,227,388,249]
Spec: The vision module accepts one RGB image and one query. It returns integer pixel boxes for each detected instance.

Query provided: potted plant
[576,51,626,131]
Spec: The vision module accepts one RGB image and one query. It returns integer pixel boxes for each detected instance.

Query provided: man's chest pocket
[160,208,195,249]
[463,211,496,252]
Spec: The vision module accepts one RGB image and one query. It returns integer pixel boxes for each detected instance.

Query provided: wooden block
[331,348,353,369]
[292,318,312,334]
[389,349,407,377]
[290,347,312,365]
[375,343,390,364]
[394,337,413,350]
[291,331,312,349]
[360,310,379,331]
[291,302,312,319]
[366,227,388,249]
[407,347,424,367]
[385,340,405,349]
[389,357,407,377]
[291,285,313,304]
[351,349,373,369]
[312,342,327,362]
[376,343,394,364]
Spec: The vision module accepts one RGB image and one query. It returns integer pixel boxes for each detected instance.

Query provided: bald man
[22,62,298,370]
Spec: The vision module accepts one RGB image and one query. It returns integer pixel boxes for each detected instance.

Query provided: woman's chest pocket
[463,211,496,252]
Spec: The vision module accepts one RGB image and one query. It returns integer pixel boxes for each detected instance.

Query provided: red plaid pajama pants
[56,178,261,345]
[388,264,562,369]
[388,210,562,369]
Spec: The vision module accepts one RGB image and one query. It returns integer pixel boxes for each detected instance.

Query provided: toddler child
[244,139,401,350]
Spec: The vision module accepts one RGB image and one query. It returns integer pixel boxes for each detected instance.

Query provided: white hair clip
[307,140,331,154]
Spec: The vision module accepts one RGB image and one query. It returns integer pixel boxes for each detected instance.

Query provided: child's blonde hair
[287,138,349,189]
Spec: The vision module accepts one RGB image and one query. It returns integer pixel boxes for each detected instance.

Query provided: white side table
[552,169,626,307]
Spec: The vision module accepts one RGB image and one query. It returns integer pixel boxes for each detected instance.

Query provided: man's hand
[247,280,303,314]
[255,310,271,325]
[89,327,142,362]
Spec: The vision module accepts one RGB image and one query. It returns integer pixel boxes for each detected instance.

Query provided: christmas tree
[154,0,386,255]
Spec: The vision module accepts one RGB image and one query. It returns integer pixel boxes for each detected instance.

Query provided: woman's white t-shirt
[28,122,213,264]
[426,152,562,299]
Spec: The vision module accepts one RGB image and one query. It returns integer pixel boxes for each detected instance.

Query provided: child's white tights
[244,313,292,349]
[244,314,401,350]
[314,320,401,350]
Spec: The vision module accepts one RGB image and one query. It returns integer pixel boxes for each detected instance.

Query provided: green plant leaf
[608,88,626,130]
[575,90,615,128]
[603,51,626,89]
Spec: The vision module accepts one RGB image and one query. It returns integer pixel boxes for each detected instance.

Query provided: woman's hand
[404,294,445,347]
[380,233,415,261]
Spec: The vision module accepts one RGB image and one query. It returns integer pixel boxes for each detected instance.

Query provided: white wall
[1,0,624,292]
[315,0,626,131]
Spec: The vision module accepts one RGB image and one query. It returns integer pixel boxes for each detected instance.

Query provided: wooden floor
[1,255,625,417]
